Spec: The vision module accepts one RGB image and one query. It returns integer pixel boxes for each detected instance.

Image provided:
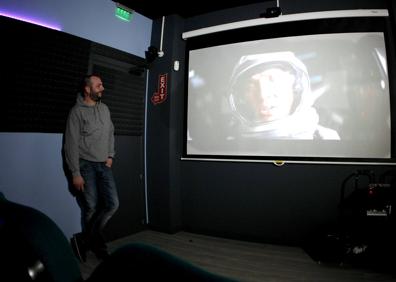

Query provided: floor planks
[79,230,396,282]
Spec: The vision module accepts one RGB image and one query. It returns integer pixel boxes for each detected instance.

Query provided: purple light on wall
[0,11,61,31]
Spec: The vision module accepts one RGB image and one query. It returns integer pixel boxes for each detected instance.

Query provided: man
[64,74,119,261]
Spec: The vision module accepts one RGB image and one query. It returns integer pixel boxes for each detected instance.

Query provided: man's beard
[90,91,102,102]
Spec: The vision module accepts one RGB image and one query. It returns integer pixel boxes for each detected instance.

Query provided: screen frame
[182,9,396,165]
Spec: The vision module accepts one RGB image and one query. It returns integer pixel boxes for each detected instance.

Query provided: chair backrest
[0,192,83,282]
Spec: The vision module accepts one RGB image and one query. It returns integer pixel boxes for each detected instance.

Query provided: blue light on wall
[0,11,61,31]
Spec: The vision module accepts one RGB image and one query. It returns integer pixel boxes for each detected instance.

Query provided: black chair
[0,192,237,282]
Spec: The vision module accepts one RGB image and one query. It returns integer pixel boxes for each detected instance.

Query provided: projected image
[228,52,340,140]
[187,32,390,159]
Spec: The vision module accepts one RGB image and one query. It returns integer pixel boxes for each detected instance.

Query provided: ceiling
[114,0,274,19]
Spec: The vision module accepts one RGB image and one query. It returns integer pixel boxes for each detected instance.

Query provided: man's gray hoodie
[65,94,115,177]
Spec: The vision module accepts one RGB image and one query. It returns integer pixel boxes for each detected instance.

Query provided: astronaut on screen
[228,51,340,140]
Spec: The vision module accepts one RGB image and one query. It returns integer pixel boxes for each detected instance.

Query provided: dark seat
[0,192,237,282]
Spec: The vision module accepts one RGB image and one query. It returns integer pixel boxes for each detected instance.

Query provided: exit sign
[115,5,132,21]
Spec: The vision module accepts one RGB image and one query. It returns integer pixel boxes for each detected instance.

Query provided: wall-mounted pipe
[158,16,165,57]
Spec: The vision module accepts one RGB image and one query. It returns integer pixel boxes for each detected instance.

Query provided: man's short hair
[80,74,101,95]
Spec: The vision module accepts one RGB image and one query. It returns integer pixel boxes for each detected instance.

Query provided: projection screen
[185,13,393,163]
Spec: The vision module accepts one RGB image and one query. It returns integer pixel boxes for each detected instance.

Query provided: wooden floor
[79,230,396,282]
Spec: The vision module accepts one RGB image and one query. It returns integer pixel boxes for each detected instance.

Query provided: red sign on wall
[151,73,168,105]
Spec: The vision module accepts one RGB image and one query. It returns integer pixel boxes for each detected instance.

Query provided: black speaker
[145,46,158,64]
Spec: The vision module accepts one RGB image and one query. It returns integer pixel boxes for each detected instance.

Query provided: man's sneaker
[70,233,87,262]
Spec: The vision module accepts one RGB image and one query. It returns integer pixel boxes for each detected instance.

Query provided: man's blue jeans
[76,159,119,251]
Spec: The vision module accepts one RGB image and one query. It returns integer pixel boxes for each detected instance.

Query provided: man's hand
[105,157,113,168]
[72,175,85,192]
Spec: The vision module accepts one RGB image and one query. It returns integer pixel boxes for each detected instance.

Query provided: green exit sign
[115,6,132,21]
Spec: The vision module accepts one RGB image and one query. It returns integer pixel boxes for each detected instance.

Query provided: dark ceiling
[114,0,274,19]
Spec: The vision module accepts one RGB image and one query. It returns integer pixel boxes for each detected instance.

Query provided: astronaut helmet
[228,51,311,133]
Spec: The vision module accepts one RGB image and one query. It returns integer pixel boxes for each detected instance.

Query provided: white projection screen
[185,14,394,163]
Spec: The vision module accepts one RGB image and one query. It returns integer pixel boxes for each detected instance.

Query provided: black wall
[146,15,185,232]
[146,0,394,245]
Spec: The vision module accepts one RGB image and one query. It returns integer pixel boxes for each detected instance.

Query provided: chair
[0,192,237,282]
